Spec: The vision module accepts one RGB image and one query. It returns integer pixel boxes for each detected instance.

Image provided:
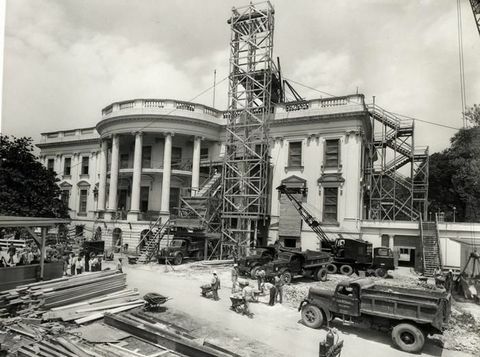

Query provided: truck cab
[158,237,205,265]
[237,246,277,278]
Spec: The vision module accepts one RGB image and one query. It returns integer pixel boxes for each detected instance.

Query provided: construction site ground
[107,259,480,357]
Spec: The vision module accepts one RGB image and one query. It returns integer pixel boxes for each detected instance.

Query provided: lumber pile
[0,270,131,318]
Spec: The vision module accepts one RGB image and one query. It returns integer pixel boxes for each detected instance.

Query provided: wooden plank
[104,313,234,357]
[107,343,148,357]
[74,302,144,324]
[76,299,144,313]
[55,337,91,357]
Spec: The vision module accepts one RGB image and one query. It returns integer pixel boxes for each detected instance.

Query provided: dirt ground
[107,259,480,357]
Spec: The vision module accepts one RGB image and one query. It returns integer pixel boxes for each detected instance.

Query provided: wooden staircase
[420,219,442,276]
[136,218,171,263]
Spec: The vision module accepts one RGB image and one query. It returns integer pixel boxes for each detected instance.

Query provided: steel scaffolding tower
[220,2,279,258]
[367,103,429,221]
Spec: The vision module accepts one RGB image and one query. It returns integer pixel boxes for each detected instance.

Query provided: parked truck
[237,246,279,278]
[157,236,218,265]
[277,185,395,277]
[299,278,451,353]
[263,249,332,284]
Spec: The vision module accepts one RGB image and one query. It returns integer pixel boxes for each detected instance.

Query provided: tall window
[325,139,340,168]
[81,156,89,175]
[120,154,129,169]
[142,146,152,168]
[172,147,182,165]
[64,157,71,176]
[323,187,338,223]
[78,189,88,215]
[288,142,302,167]
[47,159,55,172]
[200,147,209,160]
[60,190,70,207]
[140,186,149,212]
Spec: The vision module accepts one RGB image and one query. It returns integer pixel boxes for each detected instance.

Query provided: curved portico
[96,99,225,221]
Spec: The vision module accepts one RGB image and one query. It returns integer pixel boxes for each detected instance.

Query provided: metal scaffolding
[367,103,429,221]
[220,2,279,258]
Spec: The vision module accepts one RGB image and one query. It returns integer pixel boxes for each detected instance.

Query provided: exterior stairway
[420,219,442,276]
[172,172,222,234]
[136,218,171,263]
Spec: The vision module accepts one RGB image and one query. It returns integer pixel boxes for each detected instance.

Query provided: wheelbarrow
[229,295,253,318]
[143,293,171,311]
[201,284,213,298]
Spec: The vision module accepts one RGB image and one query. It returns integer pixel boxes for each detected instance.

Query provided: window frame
[120,153,129,169]
[81,156,89,176]
[171,147,182,165]
[142,146,152,168]
[78,189,88,215]
[323,186,339,223]
[287,141,303,168]
[47,159,55,172]
[63,157,72,176]
[324,139,340,169]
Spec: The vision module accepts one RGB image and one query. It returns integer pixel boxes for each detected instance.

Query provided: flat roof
[0,216,71,228]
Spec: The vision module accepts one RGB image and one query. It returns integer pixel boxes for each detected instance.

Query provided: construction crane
[277,185,395,277]
[469,0,480,36]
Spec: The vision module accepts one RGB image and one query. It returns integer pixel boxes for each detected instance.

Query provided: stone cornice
[36,138,100,149]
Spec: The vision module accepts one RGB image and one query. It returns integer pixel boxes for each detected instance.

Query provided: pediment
[281,175,307,188]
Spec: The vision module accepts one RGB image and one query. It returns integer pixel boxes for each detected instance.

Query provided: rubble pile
[438,306,480,356]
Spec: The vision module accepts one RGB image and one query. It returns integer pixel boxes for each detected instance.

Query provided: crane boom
[276,185,334,251]
[470,0,480,36]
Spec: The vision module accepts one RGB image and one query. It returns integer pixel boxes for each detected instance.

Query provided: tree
[428,122,480,222]
[0,135,69,218]
[465,104,480,127]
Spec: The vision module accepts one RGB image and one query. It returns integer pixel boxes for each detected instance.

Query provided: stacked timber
[0,270,130,317]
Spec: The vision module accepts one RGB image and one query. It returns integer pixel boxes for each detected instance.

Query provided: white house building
[37,94,480,270]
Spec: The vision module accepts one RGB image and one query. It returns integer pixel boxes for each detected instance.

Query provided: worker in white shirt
[75,256,85,275]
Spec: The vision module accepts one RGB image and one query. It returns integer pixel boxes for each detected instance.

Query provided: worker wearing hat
[211,271,221,301]
[231,264,239,293]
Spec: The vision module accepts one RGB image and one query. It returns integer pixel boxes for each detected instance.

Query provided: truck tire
[326,264,338,274]
[316,268,328,282]
[301,304,324,329]
[282,270,292,285]
[392,323,425,353]
[195,250,204,261]
[340,265,353,276]
[374,267,387,278]
[173,253,183,265]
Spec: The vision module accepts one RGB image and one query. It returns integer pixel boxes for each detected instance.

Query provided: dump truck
[237,246,279,278]
[157,236,218,265]
[277,185,395,277]
[263,249,332,284]
[299,278,451,353]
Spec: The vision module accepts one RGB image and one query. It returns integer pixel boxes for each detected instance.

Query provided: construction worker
[262,281,276,306]
[242,284,254,315]
[274,274,284,304]
[255,268,266,291]
[211,271,220,301]
[231,264,239,293]
[75,255,85,275]
[117,257,123,273]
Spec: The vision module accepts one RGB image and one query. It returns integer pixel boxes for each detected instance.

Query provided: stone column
[108,134,120,216]
[71,152,80,214]
[389,234,395,249]
[129,132,143,219]
[160,133,173,213]
[191,136,202,196]
[97,140,108,212]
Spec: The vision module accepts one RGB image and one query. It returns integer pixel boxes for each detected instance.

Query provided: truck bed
[359,284,450,329]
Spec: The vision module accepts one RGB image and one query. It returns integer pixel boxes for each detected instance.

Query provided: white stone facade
[37,95,480,269]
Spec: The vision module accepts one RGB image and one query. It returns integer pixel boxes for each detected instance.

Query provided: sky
[2,0,480,153]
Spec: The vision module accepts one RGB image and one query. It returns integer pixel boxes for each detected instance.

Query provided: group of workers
[65,252,103,275]
[0,242,40,267]
[206,264,285,316]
